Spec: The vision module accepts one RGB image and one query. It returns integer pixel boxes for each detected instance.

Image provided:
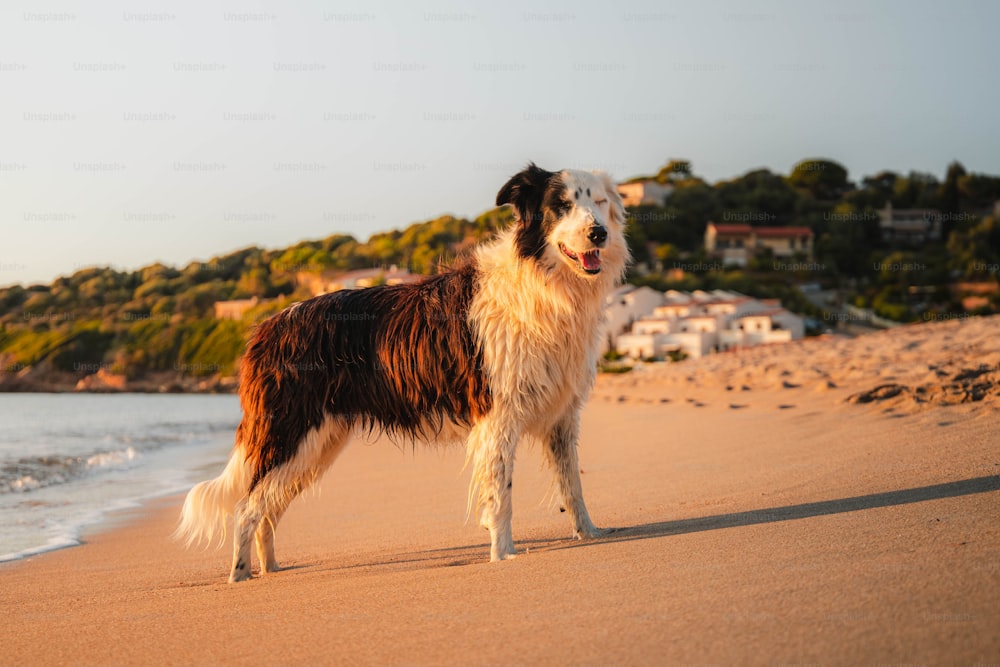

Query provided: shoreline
[0,486,194,566]
[0,369,238,394]
[0,490,187,565]
[0,393,239,566]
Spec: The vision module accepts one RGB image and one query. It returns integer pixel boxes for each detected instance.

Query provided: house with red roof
[705,222,814,267]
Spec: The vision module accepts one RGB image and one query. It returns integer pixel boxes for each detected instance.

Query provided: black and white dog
[176,163,630,582]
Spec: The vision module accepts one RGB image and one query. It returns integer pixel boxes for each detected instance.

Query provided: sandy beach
[1,316,998,666]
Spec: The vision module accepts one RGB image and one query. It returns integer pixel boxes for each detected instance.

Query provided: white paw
[575,525,607,540]
[490,545,518,562]
[229,556,254,582]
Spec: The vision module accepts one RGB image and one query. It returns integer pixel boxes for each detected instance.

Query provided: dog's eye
[595,199,608,205]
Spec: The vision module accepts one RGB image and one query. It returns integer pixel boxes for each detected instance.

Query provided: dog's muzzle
[587,224,608,247]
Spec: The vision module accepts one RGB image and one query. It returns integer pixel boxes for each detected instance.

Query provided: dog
[176,163,630,582]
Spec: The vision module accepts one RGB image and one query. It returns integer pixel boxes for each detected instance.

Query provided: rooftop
[709,223,752,234]
[753,226,813,238]
[736,309,786,318]
[708,223,813,238]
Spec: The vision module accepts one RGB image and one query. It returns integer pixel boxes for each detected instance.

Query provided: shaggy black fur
[496,163,571,262]
[238,262,491,489]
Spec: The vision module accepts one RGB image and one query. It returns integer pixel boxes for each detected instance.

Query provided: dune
[1,316,998,665]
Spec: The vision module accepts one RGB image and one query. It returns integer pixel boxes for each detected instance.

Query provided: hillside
[1,158,998,392]
[0,207,516,391]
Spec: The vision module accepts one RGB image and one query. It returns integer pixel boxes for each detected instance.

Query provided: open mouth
[559,243,602,275]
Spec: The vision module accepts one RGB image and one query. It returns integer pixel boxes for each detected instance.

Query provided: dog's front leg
[468,423,519,561]
[545,413,604,539]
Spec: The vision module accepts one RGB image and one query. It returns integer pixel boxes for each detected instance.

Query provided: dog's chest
[483,305,599,419]
[469,246,609,423]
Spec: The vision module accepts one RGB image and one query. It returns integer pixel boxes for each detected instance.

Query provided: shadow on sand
[588,473,1000,546]
[292,475,1000,576]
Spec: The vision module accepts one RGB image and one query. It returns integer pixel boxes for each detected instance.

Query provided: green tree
[893,171,940,209]
[947,215,1000,277]
[958,173,1000,209]
[787,159,850,200]
[861,171,898,196]
[656,159,693,183]
[49,325,114,373]
[716,168,801,223]
[940,161,966,213]
[939,160,966,240]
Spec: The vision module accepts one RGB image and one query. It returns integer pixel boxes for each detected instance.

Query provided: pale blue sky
[1,0,997,286]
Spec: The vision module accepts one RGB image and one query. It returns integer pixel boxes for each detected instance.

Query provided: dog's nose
[588,224,608,246]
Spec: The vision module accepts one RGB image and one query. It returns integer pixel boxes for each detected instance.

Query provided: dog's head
[496,163,629,281]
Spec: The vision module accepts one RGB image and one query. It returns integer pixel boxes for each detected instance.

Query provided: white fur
[466,169,629,560]
[174,447,251,549]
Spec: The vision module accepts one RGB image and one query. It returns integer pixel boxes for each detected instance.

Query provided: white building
[617,180,674,207]
[601,285,665,352]
[213,296,260,320]
[878,202,942,244]
[608,288,804,360]
[295,265,424,296]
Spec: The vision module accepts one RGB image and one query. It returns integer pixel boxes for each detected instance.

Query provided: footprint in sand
[778,404,796,410]
[729,404,749,409]
[846,383,908,404]
[781,380,801,389]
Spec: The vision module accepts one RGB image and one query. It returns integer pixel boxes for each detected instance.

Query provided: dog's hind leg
[253,420,352,576]
[254,506,287,575]
[229,495,262,583]
[468,420,519,562]
[543,412,604,539]
[252,476,302,575]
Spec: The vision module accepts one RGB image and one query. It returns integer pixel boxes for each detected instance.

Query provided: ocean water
[0,393,240,562]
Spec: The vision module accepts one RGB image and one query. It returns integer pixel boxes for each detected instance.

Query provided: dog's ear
[496,163,555,225]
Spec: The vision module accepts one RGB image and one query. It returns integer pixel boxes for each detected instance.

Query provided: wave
[0,394,241,563]
[1,417,238,496]
[1,446,139,495]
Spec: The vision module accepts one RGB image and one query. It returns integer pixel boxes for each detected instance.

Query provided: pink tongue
[581,251,601,271]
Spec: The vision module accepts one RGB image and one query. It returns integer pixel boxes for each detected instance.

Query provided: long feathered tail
[174,445,252,548]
